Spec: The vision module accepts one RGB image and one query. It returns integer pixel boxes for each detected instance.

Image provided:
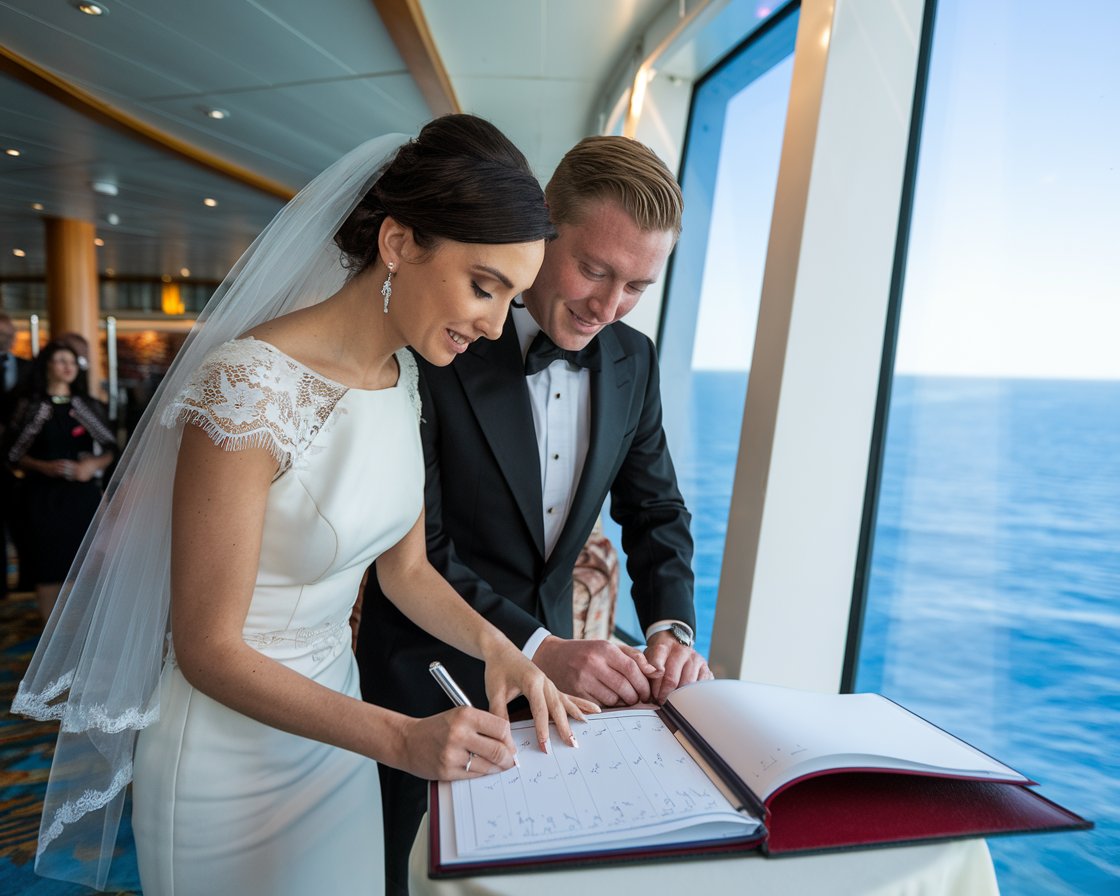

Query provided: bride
[14,114,596,895]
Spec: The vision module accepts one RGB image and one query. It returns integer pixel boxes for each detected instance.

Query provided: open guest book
[428,679,1090,877]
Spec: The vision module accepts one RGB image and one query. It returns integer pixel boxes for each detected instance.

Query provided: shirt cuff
[644,620,693,644]
[522,627,552,660]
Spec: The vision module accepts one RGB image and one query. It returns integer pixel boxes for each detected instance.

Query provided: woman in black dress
[5,340,116,620]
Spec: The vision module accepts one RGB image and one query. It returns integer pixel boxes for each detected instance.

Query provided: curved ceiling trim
[0,43,296,202]
[372,0,460,117]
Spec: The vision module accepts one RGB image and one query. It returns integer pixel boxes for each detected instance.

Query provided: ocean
[613,371,1120,894]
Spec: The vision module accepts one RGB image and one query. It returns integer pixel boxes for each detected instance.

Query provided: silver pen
[429,661,473,708]
[431,660,524,767]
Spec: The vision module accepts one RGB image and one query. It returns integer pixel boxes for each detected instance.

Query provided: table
[408,816,1000,896]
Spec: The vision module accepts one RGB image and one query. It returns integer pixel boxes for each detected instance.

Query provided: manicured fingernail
[539,738,550,754]
[568,734,579,749]
[513,754,521,768]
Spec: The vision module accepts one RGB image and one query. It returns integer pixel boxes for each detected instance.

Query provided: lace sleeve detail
[161,338,347,471]
[397,348,423,422]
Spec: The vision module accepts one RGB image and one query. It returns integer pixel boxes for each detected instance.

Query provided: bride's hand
[398,707,518,780]
[482,640,601,755]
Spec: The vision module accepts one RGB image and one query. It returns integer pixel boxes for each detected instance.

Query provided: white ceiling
[0,0,664,283]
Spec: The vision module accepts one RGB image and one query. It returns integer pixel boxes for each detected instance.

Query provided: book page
[443,709,760,862]
[666,680,1027,801]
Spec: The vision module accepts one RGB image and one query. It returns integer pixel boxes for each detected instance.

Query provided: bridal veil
[12,132,409,889]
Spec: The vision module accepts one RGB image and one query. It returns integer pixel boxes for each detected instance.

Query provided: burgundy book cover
[428,771,1090,877]
[428,691,1093,878]
[762,770,1092,855]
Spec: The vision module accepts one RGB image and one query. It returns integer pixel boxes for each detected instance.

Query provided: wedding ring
[464,752,475,773]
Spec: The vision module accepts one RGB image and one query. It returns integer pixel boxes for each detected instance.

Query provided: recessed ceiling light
[13,249,26,258]
[106,213,120,226]
[161,274,172,283]
[74,1,110,15]
[91,180,119,197]
[94,238,105,247]
[203,197,218,207]
[31,202,44,211]
[180,267,191,277]
[201,107,230,120]
[4,148,20,157]
[105,268,116,276]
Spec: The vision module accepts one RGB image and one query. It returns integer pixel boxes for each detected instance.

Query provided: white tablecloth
[408,816,1000,896]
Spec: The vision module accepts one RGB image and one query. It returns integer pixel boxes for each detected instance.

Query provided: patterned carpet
[0,593,139,895]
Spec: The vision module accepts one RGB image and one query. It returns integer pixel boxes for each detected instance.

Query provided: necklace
[50,394,71,405]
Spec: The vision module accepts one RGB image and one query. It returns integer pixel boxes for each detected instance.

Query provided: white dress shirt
[513,305,590,561]
[511,306,692,658]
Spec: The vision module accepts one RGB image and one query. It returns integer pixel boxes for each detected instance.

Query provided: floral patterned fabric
[162,337,420,474]
[572,522,619,640]
[161,337,348,473]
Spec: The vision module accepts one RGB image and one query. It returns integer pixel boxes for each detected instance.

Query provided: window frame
[660,0,936,691]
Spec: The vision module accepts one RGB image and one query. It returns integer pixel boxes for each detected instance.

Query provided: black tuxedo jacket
[358,315,694,718]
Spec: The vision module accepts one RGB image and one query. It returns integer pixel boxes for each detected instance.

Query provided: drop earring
[381,262,395,314]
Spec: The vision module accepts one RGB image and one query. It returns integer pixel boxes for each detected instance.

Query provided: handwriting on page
[452,710,734,855]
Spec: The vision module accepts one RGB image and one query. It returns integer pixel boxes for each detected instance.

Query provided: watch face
[670,623,693,647]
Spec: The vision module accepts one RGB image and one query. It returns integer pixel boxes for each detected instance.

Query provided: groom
[358,135,710,893]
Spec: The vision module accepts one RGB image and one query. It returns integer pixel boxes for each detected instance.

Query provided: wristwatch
[646,621,695,648]
[667,622,694,648]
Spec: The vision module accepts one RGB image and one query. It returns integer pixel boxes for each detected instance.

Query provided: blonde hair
[545,136,683,237]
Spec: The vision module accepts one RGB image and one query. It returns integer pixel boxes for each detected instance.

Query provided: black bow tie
[524,331,601,375]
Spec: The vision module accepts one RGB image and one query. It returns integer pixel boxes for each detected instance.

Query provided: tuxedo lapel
[548,325,633,570]
[453,321,547,557]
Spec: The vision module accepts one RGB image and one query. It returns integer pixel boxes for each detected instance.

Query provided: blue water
[620,371,1120,894]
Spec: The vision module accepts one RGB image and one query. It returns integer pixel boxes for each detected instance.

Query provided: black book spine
[658,702,769,823]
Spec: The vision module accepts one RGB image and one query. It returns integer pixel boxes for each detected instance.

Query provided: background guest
[4,340,116,620]
[55,330,90,372]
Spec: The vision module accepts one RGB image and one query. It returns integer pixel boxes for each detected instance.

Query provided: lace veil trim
[14,670,155,729]
[38,763,135,854]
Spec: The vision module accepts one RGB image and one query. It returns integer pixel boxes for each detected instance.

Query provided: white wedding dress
[132,337,423,896]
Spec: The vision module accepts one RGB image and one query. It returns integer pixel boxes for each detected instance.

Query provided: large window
[609,7,799,654]
[854,2,1119,893]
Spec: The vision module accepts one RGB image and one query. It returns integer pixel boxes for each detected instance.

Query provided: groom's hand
[533,636,659,706]
[645,631,713,704]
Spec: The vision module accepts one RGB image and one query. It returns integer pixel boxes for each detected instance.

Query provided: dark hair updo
[334,114,555,274]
